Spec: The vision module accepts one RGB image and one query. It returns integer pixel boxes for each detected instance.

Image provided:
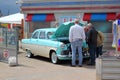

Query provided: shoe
[71,65,76,67]
[87,63,95,66]
[78,65,82,67]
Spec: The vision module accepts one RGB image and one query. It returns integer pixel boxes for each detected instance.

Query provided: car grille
[61,50,71,55]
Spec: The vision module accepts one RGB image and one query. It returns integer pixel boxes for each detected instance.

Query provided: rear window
[39,31,45,39]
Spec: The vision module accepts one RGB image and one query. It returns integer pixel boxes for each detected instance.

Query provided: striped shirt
[69,24,86,42]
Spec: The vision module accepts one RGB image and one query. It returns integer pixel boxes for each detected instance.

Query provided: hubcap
[27,51,31,58]
[51,52,57,63]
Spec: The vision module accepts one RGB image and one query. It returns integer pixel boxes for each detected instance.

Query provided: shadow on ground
[26,55,95,69]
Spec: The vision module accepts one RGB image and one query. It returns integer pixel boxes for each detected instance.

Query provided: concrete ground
[0,49,96,80]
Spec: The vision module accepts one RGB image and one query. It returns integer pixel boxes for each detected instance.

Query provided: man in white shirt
[69,19,86,67]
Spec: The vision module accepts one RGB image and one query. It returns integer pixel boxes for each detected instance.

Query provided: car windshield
[47,32,55,39]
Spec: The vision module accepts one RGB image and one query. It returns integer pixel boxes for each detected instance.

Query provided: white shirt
[69,24,86,42]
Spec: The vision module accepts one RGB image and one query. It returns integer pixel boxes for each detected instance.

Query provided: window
[91,21,112,33]
[32,31,39,39]
[39,31,45,39]
[47,32,54,39]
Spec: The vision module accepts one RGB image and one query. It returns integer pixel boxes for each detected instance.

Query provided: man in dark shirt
[87,23,98,65]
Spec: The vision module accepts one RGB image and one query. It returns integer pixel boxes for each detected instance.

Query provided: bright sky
[0,0,20,16]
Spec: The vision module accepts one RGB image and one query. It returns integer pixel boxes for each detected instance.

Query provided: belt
[73,38,82,41]
[79,39,82,41]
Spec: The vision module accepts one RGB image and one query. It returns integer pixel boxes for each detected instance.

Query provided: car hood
[52,21,84,39]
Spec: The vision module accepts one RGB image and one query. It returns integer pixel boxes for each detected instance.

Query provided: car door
[36,31,49,57]
[30,31,40,54]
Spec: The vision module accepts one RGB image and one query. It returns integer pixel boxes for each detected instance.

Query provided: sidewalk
[0,49,96,80]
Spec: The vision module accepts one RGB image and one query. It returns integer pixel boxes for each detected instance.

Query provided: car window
[39,31,45,39]
[32,31,39,39]
[47,32,54,39]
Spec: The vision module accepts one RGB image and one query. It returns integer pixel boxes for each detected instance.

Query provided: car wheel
[51,52,59,64]
[26,50,33,58]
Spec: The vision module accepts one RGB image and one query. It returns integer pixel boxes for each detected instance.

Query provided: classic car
[21,22,89,64]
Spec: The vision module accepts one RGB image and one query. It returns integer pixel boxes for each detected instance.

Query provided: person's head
[87,23,92,27]
[74,18,79,24]
[87,23,92,29]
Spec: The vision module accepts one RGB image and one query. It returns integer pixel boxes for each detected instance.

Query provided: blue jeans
[71,40,83,65]
[89,44,97,64]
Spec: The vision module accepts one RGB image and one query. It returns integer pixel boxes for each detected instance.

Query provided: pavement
[0,49,96,80]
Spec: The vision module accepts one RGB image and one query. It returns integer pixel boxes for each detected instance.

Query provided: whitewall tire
[51,52,59,64]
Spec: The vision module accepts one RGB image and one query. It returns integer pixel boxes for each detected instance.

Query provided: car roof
[35,28,57,32]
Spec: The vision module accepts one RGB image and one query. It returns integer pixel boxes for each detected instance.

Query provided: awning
[83,13,116,21]
[0,13,24,24]
[25,13,55,22]
[117,13,120,19]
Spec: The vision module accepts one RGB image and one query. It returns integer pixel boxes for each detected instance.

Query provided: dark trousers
[96,45,103,58]
[89,44,97,64]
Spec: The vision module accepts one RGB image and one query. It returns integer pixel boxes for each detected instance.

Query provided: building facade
[20,0,120,49]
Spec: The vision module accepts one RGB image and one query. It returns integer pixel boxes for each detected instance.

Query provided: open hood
[52,21,85,39]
